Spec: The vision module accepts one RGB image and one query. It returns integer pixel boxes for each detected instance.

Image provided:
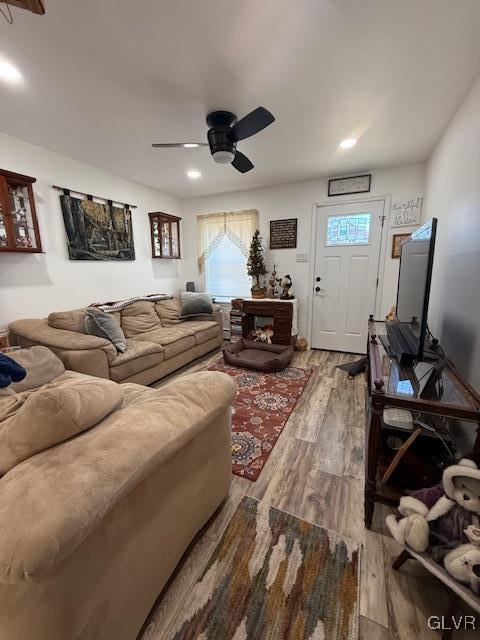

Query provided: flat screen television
[389,217,437,363]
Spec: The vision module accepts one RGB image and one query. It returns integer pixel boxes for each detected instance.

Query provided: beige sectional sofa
[8,296,223,385]
[0,346,235,640]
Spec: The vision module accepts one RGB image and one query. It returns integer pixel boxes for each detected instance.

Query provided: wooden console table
[241,298,297,346]
[365,318,480,529]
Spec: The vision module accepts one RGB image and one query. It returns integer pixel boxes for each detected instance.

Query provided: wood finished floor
[140,348,473,640]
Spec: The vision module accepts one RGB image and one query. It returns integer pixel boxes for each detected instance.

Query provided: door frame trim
[306,195,391,350]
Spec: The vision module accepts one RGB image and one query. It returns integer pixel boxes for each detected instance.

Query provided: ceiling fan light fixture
[213,150,235,164]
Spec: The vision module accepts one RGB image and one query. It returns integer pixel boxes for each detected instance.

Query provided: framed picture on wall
[391,233,410,259]
[328,174,371,197]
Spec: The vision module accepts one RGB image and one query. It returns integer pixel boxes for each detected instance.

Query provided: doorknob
[315,286,321,292]
[316,276,321,282]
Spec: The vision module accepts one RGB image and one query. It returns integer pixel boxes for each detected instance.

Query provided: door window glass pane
[326,213,371,246]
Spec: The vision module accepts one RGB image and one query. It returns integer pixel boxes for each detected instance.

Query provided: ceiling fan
[151,106,275,173]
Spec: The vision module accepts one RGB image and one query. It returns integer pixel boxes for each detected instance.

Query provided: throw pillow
[119,301,161,337]
[155,296,182,326]
[8,346,65,392]
[180,292,214,319]
[0,377,123,475]
[85,308,126,352]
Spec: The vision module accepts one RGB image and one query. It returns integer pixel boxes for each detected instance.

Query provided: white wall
[423,74,480,393]
[0,132,182,330]
[180,164,425,338]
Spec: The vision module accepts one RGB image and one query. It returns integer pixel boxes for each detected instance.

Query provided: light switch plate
[296,253,309,262]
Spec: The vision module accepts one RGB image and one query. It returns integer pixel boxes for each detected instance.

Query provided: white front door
[311,200,385,353]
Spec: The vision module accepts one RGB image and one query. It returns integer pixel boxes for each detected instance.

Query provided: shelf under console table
[365,318,480,529]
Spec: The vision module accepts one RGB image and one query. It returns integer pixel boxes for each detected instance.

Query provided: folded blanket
[90,294,173,313]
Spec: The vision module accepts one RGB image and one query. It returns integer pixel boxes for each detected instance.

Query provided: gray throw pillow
[180,292,214,319]
[85,308,126,352]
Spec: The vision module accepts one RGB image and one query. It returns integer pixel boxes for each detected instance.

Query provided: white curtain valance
[197,209,259,272]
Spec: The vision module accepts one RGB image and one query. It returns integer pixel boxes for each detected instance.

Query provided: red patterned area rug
[207,361,312,481]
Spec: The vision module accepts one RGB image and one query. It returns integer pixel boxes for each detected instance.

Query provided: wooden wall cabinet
[149,212,181,259]
[0,169,42,253]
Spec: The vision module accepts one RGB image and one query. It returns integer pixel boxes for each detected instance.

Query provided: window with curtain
[197,209,258,302]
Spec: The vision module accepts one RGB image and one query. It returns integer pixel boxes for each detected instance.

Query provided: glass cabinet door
[0,201,8,248]
[0,170,42,253]
[8,183,39,250]
[171,222,179,258]
[161,221,171,257]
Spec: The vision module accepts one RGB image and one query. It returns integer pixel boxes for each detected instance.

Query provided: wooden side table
[365,318,480,529]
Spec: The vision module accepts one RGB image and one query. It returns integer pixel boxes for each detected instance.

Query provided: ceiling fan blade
[231,151,254,173]
[231,107,275,142]
[151,143,208,148]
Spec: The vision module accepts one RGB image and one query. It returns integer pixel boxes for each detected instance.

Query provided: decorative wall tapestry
[60,195,135,261]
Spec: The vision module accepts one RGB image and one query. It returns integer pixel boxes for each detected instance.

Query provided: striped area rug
[168,497,359,639]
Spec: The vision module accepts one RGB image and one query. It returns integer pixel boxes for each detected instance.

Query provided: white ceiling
[1,0,480,198]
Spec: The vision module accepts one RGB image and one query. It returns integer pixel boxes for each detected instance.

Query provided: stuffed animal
[385,496,430,552]
[266,266,279,298]
[444,544,480,594]
[386,456,480,592]
[296,337,308,351]
[280,275,294,300]
[253,324,274,344]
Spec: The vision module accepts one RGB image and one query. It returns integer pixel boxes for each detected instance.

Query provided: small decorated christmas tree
[247,229,267,297]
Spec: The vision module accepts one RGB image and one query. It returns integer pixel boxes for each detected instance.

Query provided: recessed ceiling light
[183,143,199,148]
[0,59,22,83]
[187,169,201,179]
[339,138,357,150]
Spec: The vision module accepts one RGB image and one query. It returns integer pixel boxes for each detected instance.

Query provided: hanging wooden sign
[270,218,297,249]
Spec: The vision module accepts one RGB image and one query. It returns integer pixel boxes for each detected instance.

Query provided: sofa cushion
[48,308,87,334]
[155,296,182,326]
[181,320,220,345]
[0,371,235,582]
[120,301,162,337]
[0,377,123,475]
[109,339,164,382]
[179,292,214,319]
[7,347,65,392]
[131,326,196,360]
[85,308,127,352]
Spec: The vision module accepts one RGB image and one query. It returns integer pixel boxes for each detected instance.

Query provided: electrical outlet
[296,253,309,262]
